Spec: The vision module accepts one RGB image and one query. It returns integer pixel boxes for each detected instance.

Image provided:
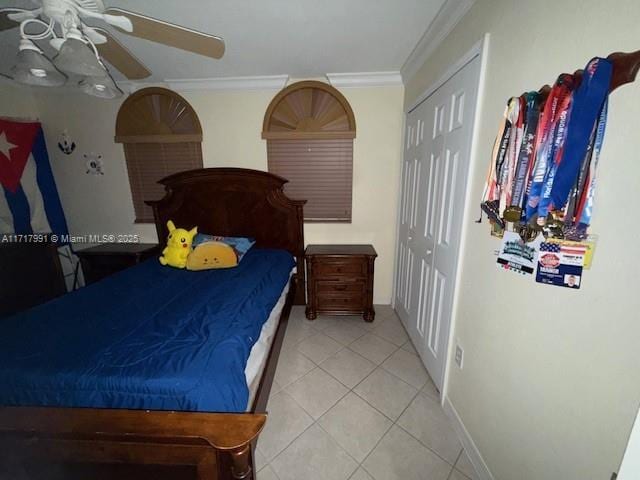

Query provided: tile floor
[255,305,476,480]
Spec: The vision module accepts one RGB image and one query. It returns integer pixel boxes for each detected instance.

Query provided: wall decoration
[57,130,76,155]
[0,118,69,239]
[84,153,104,175]
[479,49,640,288]
[496,231,542,275]
[535,242,586,289]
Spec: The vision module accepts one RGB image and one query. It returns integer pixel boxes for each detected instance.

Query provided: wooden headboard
[147,168,306,304]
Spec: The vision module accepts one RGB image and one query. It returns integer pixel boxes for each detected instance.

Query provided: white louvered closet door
[395,55,480,390]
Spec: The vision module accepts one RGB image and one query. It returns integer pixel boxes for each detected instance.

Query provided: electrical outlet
[455,344,464,368]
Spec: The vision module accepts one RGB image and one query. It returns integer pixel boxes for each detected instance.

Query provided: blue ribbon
[549,57,612,210]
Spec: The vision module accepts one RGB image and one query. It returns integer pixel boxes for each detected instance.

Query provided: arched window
[262,81,356,222]
[115,87,203,223]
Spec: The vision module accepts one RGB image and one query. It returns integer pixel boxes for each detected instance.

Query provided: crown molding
[401,0,476,83]
[326,71,403,88]
[163,75,289,92]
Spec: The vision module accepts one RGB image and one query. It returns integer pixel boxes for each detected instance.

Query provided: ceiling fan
[0,0,225,98]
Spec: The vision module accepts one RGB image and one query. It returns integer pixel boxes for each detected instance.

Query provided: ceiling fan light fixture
[11,40,67,87]
[79,73,122,99]
[53,37,106,77]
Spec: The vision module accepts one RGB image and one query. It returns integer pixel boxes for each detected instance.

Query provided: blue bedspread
[0,248,294,413]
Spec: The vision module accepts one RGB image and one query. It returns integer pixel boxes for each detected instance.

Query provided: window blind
[267,139,353,222]
[123,142,203,222]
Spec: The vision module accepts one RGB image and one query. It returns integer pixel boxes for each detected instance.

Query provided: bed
[0,168,307,480]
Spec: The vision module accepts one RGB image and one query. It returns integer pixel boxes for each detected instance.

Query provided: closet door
[394,108,419,325]
[395,55,480,390]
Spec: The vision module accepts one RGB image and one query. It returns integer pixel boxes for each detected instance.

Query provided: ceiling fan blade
[104,8,225,59]
[0,8,40,31]
[93,28,151,80]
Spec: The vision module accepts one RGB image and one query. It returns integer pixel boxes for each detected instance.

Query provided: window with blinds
[267,139,353,221]
[123,142,202,222]
[115,87,203,223]
[263,81,356,223]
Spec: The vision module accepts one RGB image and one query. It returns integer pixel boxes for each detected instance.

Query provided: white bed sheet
[245,268,294,409]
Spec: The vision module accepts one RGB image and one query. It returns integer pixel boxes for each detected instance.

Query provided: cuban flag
[0,118,68,238]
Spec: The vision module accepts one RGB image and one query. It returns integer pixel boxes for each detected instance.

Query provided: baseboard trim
[443,396,495,480]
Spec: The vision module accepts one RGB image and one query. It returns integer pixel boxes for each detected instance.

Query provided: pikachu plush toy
[159,220,198,269]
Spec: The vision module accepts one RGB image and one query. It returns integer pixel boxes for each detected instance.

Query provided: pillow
[186,234,256,271]
[187,241,238,270]
[193,234,256,262]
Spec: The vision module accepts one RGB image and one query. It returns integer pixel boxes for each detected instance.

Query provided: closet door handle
[426,249,433,255]
[408,236,413,241]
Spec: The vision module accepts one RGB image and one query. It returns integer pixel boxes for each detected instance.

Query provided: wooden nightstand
[77,243,159,285]
[305,244,377,322]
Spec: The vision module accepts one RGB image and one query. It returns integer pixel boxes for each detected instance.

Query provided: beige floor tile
[449,469,471,480]
[421,375,440,401]
[401,339,419,356]
[281,320,317,350]
[381,348,430,389]
[373,304,397,320]
[348,333,397,364]
[271,424,358,480]
[397,393,462,464]
[285,368,349,419]
[372,316,409,346]
[362,425,452,480]
[306,315,341,331]
[320,348,376,388]
[254,447,267,472]
[353,368,417,420]
[296,332,343,364]
[323,320,367,346]
[256,464,280,480]
[350,467,375,480]
[318,392,392,462]
[269,379,283,397]
[455,450,475,479]
[359,317,385,331]
[273,348,316,388]
[258,391,314,461]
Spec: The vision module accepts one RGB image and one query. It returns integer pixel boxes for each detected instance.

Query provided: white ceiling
[0,0,446,81]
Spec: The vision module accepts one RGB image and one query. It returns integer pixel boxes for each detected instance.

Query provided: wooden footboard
[0,408,263,480]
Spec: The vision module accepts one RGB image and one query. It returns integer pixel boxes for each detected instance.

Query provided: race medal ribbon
[576,99,608,226]
[510,92,542,216]
[536,77,575,223]
[525,81,560,221]
[549,57,612,212]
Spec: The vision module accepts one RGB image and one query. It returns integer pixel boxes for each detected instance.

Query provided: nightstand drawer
[314,260,366,277]
[317,281,365,294]
[317,293,364,310]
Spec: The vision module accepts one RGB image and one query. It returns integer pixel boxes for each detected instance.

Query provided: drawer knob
[334,285,347,291]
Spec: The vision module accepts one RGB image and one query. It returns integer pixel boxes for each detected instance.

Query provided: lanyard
[499,97,524,215]
[481,100,513,204]
[576,99,608,225]
[525,75,574,222]
[549,57,612,212]
[511,92,541,211]
[536,89,573,222]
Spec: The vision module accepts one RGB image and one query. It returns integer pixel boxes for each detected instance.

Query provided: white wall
[404,1,640,479]
[33,83,404,303]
